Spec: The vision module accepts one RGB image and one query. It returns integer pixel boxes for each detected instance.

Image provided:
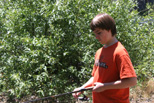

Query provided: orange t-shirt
[92,42,137,103]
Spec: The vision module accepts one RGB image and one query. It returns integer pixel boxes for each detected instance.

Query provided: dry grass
[130,78,154,102]
[146,78,154,94]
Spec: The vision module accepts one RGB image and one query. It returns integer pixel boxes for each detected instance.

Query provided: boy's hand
[72,87,84,98]
[93,82,105,92]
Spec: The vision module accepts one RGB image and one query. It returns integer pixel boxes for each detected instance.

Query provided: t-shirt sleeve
[116,54,137,79]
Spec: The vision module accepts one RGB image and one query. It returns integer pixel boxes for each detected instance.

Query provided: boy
[73,13,137,103]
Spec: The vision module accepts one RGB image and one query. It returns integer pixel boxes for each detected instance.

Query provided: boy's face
[93,28,112,45]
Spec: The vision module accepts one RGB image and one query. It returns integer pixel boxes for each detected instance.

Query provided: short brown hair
[90,13,117,36]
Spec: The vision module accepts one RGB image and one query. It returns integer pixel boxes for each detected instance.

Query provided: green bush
[0,0,153,100]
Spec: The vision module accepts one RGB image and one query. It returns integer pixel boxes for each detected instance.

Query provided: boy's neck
[104,37,118,48]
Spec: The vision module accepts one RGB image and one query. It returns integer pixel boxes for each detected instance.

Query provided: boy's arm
[72,77,94,98]
[93,77,137,92]
[81,77,94,88]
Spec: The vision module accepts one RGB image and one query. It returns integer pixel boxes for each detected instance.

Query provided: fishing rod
[24,86,94,103]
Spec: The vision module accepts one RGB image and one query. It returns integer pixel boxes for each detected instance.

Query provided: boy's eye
[97,32,101,35]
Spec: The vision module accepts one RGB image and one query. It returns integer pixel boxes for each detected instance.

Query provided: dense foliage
[0,0,153,100]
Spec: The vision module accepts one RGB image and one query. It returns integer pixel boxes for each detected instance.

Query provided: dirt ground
[130,94,154,103]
